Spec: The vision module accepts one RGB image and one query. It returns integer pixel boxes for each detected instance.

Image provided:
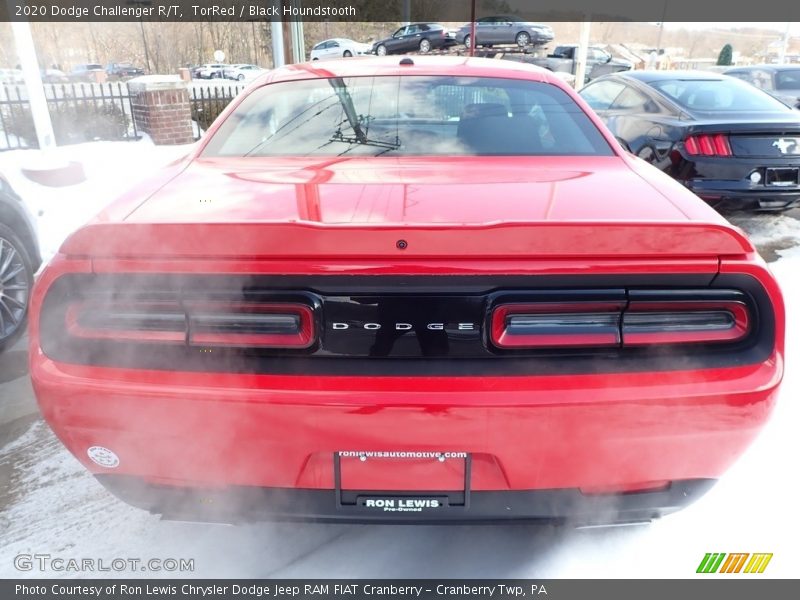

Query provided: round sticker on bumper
[87,446,120,468]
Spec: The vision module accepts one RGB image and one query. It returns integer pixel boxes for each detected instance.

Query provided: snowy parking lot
[0,139,798,578]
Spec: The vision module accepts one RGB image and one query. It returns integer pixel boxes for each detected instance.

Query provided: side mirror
[605,54,613,64]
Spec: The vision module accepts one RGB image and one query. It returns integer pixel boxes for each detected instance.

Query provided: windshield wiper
[327,78,400,153]
[328,77,368,143]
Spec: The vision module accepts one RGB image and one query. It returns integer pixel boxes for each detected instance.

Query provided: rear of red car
[29,58,784,524]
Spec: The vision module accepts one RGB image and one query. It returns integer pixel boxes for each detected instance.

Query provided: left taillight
[65,300,316,349]
[187,303,315,348]
[684,134,732,157]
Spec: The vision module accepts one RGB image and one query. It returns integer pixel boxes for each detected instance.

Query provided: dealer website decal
[696,552,773,574]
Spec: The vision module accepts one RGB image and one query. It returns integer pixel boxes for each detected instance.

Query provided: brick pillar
[128,76,194,145]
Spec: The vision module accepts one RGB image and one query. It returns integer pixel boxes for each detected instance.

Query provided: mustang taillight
[66,301,315,349]
[684,134,732,157]
[491,297,750,350]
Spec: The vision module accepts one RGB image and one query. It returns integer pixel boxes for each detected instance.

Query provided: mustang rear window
[201,76,614,157]
[650,78,792,112]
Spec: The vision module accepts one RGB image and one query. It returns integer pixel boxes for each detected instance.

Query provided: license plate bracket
[765,167,800,187]
[334,452,471,509]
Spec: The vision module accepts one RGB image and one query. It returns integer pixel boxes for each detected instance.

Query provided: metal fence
[189,83,246,140]
[0,82,139,151]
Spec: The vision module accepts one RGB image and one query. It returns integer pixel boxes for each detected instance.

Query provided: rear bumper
[95,474,716,524]
[32,352,782,516]
[687,181,800,209]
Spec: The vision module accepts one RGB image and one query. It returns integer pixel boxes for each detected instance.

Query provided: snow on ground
[0,137,194,263]
[726,212,800,247]
[0,141,798,578]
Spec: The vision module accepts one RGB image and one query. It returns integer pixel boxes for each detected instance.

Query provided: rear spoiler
[61,221,754,260]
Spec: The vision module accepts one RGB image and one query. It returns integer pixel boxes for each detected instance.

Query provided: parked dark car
[0,175,41,352]
[372,23,456,56]
[455,16,554,49]
[580,71,800,210]
[724,65,800,110]
[106,62,145,79]
[69,63,105,83]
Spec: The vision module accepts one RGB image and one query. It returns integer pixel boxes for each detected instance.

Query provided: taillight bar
[491,296,750,350]
[491,303,622,349]
[684,134,732,157]
[187,303,314,348]
[65,302,186,343]
[622,301,749,345]
[65,301,316,349]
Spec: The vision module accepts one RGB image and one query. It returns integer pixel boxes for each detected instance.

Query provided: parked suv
[191,64,227,79]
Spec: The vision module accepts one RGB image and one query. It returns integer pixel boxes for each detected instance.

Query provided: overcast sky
[662,22,798,35]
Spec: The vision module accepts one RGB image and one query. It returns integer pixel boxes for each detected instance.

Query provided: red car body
[30,57,784,524]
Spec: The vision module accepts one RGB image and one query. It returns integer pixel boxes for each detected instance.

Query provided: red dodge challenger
[30,57,784,525]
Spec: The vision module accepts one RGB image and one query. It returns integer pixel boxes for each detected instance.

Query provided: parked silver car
[724,65,800,109]
[0,175,40,352]
[455,16,554,49]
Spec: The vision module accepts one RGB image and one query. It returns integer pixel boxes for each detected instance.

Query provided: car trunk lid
[62,156,753,259]
[688,118,800,158]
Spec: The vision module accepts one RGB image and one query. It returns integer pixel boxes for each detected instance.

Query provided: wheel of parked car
[237,74,245,81]
[463,34,472,49]
[516,31,531,47]
[375,44,387,56]
[419,39,432,53]
[0,223,34,353]
[343,50,352,57]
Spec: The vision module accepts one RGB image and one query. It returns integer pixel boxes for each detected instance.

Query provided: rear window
[775,69,800,91]
[202,75,613,157]
[649,77,790,112]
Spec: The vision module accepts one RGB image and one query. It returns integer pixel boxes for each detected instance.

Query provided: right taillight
[684,134,732,157]
[622,300,749,345]
[491,302,623,349]
[490,292,751,350]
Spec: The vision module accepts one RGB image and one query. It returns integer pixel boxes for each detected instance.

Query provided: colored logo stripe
[697,553,726,573]
[744,553,773,573]
[697,553,772,574]
[720,553,749,573]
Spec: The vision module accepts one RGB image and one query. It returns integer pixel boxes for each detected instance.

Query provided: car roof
[726,64,800,72]
[614,70,731,84]
[250,55,556,87]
